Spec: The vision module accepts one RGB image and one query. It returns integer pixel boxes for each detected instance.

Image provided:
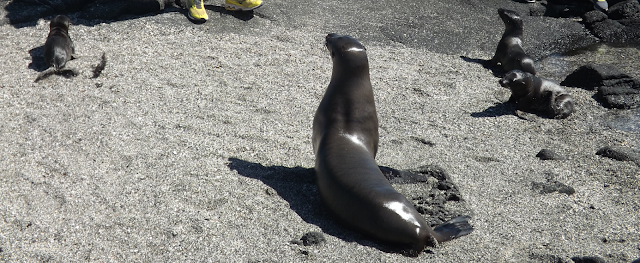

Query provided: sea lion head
[499,69,528,89]
[497,8,523,29]
[325,33,368,69]
[499,69,535,100]
[50,15,71,31]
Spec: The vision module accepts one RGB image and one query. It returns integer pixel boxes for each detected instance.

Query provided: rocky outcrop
[582,0,640,44]
[562,64,640,109]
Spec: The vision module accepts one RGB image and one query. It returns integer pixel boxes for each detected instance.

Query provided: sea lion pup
[44,15,74,71]
[312,33,473,255]
[499,69,575,119]
[489,8,536,75]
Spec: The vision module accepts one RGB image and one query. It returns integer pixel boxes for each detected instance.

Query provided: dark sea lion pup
[44,15,74,71]
[490,8,536,75]
[312,33,473,255]
[499,69,575,119]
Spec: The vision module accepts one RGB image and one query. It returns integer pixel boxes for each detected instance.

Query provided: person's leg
[224,0,263,11]
[187,0,208,22]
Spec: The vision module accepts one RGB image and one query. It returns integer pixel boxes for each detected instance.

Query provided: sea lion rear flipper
[431,215,474,243]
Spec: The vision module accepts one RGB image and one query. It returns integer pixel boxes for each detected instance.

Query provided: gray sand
[1,6,639,263]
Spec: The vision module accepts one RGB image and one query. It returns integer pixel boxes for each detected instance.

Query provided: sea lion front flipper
[515,109,536,121]
[487,55,499,67]
[431,216,474,243]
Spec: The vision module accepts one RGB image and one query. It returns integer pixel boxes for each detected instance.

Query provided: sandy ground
[1,4,639,262]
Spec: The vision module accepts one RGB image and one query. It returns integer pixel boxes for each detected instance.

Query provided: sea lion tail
[431,215,474,243]
[52,48,68,71]
[34,68,56,83]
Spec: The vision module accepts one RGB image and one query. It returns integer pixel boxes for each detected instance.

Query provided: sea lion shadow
[226,157,400,253]
[34,68,79,83]
[29,44,79,82]
[206,5,256,21]
[471,102,515,118]
[28,45,48,72]
[459,56,504,77]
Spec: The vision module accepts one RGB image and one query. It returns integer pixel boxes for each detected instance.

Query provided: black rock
[300,232,326,246]
[608,0,640,20]
[561,64,637,90]
[529,253,564,263]
[596,146,640,165]
[529,4,547,17]
[562,64,640,109]
[411,165,450,181]
[581,2,640,44]
[582,10,609,24]
[536,149,565,160]
[597,86,640,109]
[379,166,429,184]
[571,256,606,263]
[532,181,576,195]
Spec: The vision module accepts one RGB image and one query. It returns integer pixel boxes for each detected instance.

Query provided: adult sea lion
[490,8,536,75]
[312,33,473,255]
[499,69,575,119]
[44,15,74,71]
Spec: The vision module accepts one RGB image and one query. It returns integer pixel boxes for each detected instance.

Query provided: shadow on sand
[470,102,515,118]
[226,157,406,254]
[459,55,505,77]
[2,0,256,28]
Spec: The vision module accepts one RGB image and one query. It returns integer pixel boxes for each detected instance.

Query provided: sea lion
[499,69,575,119]
[44,15,74,71]
[489,8,536,75]
[312,33,473,255]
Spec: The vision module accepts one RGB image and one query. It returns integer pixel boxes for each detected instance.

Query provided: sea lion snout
[499,70,523,87]
[498,8,522,23]
[325,33,366,56]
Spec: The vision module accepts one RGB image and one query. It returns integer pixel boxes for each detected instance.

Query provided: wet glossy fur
[499,70,575,119]
[312,34,473,255]
[44,15,74,71]
[490,8,536,75]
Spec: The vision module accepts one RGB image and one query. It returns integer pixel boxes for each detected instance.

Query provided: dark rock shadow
[3,0,181,28]
[459,56,504,77]
[206,5,256,21]
[471,102,515,118]
[28,45,47,72]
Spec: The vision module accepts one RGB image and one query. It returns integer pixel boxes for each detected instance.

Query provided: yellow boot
[187,0,208,22]
[224,0,263,11]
